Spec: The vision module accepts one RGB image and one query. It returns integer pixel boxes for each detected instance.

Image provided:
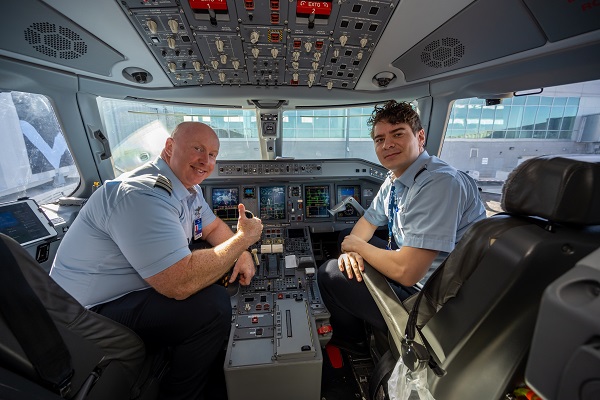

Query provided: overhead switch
[167,37,176,49]
[188,0,228,11]
[146,20,158,34]
[296,1,332,17]
[339,35,348,47]
[168,19,179,34]
[188,0,227,25]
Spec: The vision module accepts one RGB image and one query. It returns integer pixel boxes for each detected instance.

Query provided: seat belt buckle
[56,369,74,398]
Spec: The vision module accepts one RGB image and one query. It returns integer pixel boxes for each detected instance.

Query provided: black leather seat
[0,233,163,400]
[362,154,600,400]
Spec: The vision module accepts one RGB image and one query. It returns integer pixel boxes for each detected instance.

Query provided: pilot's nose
[383,136,395,149]
[197,150,209,164]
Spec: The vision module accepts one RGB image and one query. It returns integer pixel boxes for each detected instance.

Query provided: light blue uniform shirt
[50,157,217,307]
[363,151,486,283]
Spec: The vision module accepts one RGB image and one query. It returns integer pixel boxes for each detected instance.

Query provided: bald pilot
[51,122,263,400]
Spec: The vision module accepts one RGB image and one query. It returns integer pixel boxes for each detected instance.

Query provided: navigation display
[305,185,330,218]
[0,199,57,246]
[337,185,361,217]
[259,186,286,220]
[212,188,239,221]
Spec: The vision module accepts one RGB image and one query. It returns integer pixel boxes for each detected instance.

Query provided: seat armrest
[361,262,410,354]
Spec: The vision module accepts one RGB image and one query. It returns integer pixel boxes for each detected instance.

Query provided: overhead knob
[167,37,176,49]
[339,35,348,47]
[168,19,179,34]
[146,20,158,34]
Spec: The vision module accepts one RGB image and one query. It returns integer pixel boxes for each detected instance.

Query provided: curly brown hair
[367,100,423,139]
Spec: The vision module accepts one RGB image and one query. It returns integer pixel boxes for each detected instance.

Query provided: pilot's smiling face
[165,123,220,189]
[373,121,424,178]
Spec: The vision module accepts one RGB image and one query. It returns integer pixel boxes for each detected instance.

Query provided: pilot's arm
[201,204,258,286]
[341,233,438,286]
[146,204,262,300]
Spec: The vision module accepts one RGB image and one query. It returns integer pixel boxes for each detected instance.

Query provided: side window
[0,91,79,204]
[439,79,600,216]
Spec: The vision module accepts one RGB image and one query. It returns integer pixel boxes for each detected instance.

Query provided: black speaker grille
[421,37,465,68]
[24,22,88,60]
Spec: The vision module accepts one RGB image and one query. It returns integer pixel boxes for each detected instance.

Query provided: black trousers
[91,285,231,400]
[318,229,417,344]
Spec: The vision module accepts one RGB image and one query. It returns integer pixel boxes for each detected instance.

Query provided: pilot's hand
[340,233,366,254]
[236,203,263,244]
[230,251,255,286]
[338,252,365,282]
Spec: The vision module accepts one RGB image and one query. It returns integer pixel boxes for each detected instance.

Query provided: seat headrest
[501,155,600,225]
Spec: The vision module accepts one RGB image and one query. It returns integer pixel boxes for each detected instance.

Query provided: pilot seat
[0,232,166,400]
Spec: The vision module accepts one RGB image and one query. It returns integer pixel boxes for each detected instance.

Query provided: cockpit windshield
[97,97,384,177]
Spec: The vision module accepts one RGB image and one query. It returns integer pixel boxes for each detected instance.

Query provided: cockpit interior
[1,1,600,400]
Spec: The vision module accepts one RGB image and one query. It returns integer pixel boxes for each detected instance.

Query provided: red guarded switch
[189,0,228,11]
[296,1,332,16]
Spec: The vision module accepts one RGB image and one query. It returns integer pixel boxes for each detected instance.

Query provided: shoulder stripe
[154,174,173,196]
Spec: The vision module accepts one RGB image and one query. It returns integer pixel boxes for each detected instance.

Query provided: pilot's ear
[164,137,174,156]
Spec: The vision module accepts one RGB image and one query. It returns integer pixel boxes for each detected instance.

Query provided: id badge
[193,217,203,240]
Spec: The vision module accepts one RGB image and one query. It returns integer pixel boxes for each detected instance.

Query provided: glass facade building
[446,96,579,140]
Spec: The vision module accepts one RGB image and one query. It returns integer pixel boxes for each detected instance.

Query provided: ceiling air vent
[420,37,464,69]
[24,22,88,60]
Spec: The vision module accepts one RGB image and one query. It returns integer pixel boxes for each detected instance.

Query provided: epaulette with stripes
[154,174,173,196]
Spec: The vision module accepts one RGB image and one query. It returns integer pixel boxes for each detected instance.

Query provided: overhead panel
[0,0,124,76]
[523,0,600,42]
[391,0,546,82]
[118,0,400,89]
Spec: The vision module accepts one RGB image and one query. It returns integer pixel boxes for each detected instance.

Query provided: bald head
[168,121,213,139]
[161,122,220,188]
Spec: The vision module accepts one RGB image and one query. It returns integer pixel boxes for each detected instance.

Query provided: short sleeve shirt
[363,151,486,283]
[50,157,217,307]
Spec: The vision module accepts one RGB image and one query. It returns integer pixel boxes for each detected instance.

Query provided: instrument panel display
[304,185,330,218]
[212,188,239,220]
[337,185,361,218]
[259,186,286,220]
